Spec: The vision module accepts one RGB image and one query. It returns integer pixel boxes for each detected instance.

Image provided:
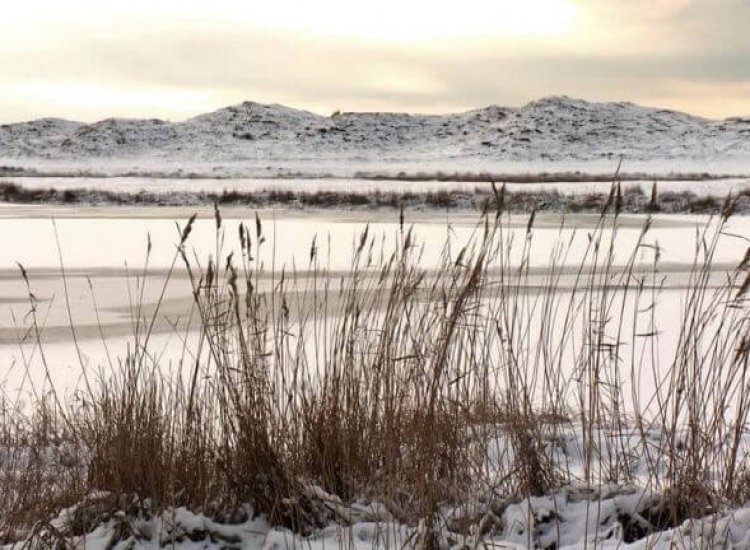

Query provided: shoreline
[1,178,749,215]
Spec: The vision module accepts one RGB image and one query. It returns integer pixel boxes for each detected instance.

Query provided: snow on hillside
[0,118,82,158]
[1,96,749,176]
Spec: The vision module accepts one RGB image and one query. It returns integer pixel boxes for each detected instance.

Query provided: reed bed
[2,186,750,547]
[3,179,750,215]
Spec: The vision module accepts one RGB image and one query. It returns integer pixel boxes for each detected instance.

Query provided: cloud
[1,1,749,121]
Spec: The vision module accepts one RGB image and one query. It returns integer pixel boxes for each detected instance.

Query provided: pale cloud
[0,0,581,40]
[0,0,749,122]
[2,81,219,121]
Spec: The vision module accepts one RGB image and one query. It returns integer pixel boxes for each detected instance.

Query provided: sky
[1,0,749,123]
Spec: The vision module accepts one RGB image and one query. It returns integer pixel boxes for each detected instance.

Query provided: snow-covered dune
[2,96,749,176]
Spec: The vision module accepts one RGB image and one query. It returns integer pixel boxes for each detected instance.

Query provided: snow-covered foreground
[5,406,750,549]
[5,494,749,549]
[7,434,750,549]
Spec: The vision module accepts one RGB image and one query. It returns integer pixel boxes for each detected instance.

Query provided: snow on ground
[6,432,750,550]
[2,96,750,178]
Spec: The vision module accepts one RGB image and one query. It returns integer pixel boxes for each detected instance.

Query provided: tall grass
[3,188,750,546]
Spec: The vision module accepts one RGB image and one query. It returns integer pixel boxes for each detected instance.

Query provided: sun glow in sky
[218,0,580,40]
[1,0,579,39]
[0,0,749,122]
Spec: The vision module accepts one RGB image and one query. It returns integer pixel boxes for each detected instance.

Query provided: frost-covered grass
[353,169,743,183]
[2,178,750,215]
[3,190,750,548]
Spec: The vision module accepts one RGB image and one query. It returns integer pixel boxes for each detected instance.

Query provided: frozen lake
[0,206,735,271]
[1,199,748,415]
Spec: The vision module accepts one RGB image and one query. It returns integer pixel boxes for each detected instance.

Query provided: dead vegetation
[3,179,750,215]
[3,187,750,547]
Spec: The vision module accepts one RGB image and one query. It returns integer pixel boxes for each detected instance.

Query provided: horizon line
[4,94,747,127]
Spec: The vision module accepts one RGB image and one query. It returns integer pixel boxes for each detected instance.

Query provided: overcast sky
[1,0,749,123]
